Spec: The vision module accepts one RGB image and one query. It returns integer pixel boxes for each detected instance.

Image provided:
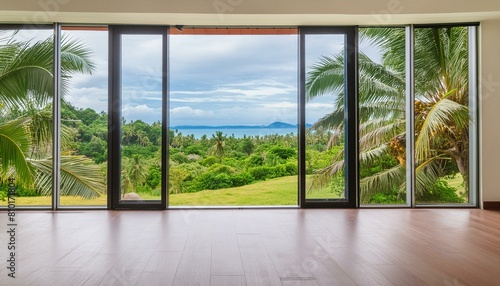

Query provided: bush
[3,184,38,197]
[284,162,298,175]
[170,152,188,163]
[230,172,254,187]
[200,156,219,167]
[146,165,161,189]
[190,164,235,191]
[269,146,296,160]
[369,188,406,204]
[248,164,293,181]
[137,184,153,194]
[193,172,232,190]
[184,145,205,156]
[418,180,465,203]
[245,154,264,167]
[248,166,272,181]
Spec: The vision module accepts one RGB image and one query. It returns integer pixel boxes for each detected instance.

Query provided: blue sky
[6,29,382,126]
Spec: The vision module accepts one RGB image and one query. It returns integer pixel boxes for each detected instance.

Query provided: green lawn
[1,175,344,207]
[169,176,298,206]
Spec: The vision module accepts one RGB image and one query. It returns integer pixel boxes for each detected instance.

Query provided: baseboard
[483,201,500,210]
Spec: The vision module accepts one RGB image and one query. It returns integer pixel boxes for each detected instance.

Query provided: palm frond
[32,155,106,199]
[359,119,405,150]
[415,156,448,196]
[360,164,406,203]
[359,145,390,166]
[415,94,469,161]
[0,117,34,185]
[305,54,345,101]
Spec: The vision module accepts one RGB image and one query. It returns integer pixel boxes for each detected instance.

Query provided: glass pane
[414,26,471,205]
[0,29,53,207]
[60,27,108,207]
[304,34,346,201]
[120,34,163,202]
[169,30,298,206]
[358,28,407,205]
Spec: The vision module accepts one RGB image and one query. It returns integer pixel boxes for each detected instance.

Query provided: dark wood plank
[1,209,500,285]
[211,232,245,276]
[210,275,247,286]
[237,233,283,285]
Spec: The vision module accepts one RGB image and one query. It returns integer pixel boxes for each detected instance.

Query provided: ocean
[172,127,298,139]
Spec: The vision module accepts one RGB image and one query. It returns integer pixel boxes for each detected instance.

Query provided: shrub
[230,172,254,187]
[184,145,205,156]
[418,180,465,203]
[369,188,406,204]
[245,154,264,167]
[269,146,296,160]
[248,166,272,181]
[170,152,188,164]
[146,165,161,189]
[200,156,219,167]
[284,162,298,175]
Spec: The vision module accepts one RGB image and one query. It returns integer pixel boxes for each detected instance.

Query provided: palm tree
[169,166,189,194]
[126,155,148,193]
[0,31,106,199]
[306,27,470,203]
[211,131,226,163]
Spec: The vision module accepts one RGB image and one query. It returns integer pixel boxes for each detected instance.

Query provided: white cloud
[306,102,336,109]
[260,101,297,109]
[170,106,214,117]
[123,104,161,122]
[65,87,108,112]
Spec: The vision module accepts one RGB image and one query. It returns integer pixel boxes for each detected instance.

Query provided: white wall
[480,20,500,204]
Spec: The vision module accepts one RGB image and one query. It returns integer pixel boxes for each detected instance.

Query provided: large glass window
[168,28,298,206]
[300,27,357,208]
[304,34,346,201]
[0,28,54,207]
[59,27,108,207]
[413,26,476,205]
[357,27,408,205]
[0,24,478,209]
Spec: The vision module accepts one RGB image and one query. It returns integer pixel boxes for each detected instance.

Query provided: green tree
[306,27,470,203]
[169,166,189,194]
[126,155,148,193]
[210,131,226,163]
[0,32,105,199]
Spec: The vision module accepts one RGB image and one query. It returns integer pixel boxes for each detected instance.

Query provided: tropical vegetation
[0,31,106,201]
[1,27,472,206]
[306,27,470,203]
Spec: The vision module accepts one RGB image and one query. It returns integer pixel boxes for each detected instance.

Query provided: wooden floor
[1,209,500,285]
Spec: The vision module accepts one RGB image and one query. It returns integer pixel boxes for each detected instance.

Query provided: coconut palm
[0,32,106,199]
[306,27,470,203]
[125,155,148,193]
[211,131,226,163]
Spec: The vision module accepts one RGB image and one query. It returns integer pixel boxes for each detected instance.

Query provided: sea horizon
[172,127,299,139]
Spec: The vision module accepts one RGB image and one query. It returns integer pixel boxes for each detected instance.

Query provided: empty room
[1,1,500,285]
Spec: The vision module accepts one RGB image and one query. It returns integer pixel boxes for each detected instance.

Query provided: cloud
[170,106,214,117]
[56,30,344,126]
[306,102,336,109]
[122,104,161,122]
[260,101,297,109]
[65,87,108,112]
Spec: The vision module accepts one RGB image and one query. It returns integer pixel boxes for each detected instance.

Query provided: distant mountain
[172,121,312,129]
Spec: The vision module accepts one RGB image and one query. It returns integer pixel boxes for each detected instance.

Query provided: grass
[0,175,343,207]
[169,176,298,206]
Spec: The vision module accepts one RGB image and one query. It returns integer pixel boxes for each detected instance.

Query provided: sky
[5,28,383,126]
